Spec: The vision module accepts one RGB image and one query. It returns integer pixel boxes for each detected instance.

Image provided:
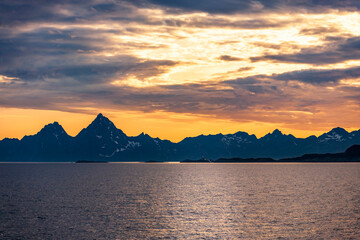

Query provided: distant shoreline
[1,160,360,164]
[181,159,360,163]
[181,145,360,163]
[0,145,359,163]
[75,160,108,163]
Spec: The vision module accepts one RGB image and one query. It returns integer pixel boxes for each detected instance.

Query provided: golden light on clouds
[1,1,360,141]
[95,11,360,87]
[340,79,360,86]
[0,75,19,84]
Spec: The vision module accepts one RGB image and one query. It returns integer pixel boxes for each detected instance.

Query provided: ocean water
[0,163,359,239]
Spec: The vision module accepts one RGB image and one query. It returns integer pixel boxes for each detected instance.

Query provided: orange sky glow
[1,1,360,142]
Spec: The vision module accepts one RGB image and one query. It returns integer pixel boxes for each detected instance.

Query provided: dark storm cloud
[251,37,360,64]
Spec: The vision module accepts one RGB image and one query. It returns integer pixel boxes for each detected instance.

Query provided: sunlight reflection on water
[1,163,359,239]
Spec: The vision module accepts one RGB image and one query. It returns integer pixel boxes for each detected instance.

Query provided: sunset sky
[1,0,360,142]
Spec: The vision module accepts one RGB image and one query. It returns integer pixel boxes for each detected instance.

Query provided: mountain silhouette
[74,113,129,160]
[2,122,73,161]
[184,145,360,163]
[1,113,360,162]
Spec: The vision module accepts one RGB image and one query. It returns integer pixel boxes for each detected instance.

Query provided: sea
[1,163,359,239]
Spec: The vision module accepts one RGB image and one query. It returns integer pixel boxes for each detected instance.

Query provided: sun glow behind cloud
[0,1,360,141]
[98,11,360,87]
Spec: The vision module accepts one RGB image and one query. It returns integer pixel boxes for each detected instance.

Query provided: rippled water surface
[1,163,359,239]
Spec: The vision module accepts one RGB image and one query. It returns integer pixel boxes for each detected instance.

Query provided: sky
[0,0,360,142]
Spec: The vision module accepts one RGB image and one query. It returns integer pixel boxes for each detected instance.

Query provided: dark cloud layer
[251,37,360,64]
[1,65,357,117]
[1,0,359,28]
[0,0,152,28]
[147,0,360,13]
[226,67,360,85]
[275,67,360,84]
[0,0,359,127]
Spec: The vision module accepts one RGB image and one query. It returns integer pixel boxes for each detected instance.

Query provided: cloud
[179,17,297,29]
[225,66,360,85]
[251,37,360,64]
[218,55,243,61]
[1,64,359,130]
[0,22,181,84]
[146,0,360,14]
[299,26,341,35]
[0,1,144,26]
[0,66,295,116]
[1,0,358,31]
[0,0,359,131]
[274,67,360,84]
[0,54,180,84]
[144,0,267,14]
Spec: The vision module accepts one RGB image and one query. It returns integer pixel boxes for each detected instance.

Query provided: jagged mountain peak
[328,127,348,135]
[272,129,283,135]
[1,112,359,162]
[76,113,126,140]
[222,131,255,144]
[318,127,350,143]
[234,131,251,136]
[263,129,283,139]
[318,127,349,142]
[84,113,120,133]
[92,113,113,125]
[137,132,152,139]
[39,121,66,135]
[260,129,297,143]
[44,121,61,128]
[17,121,71,151]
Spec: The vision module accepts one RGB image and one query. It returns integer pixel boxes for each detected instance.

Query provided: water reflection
[0,163,359,239]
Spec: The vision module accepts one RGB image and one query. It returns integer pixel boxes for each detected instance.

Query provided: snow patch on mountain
[120,141,141,151]
[221,135,251,145]
[319,132,346,143]
[99,148,120,158]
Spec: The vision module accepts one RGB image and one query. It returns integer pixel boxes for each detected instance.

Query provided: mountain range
[1,113,360,162]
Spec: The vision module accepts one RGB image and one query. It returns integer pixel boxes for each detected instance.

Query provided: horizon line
[1,113,357,143]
